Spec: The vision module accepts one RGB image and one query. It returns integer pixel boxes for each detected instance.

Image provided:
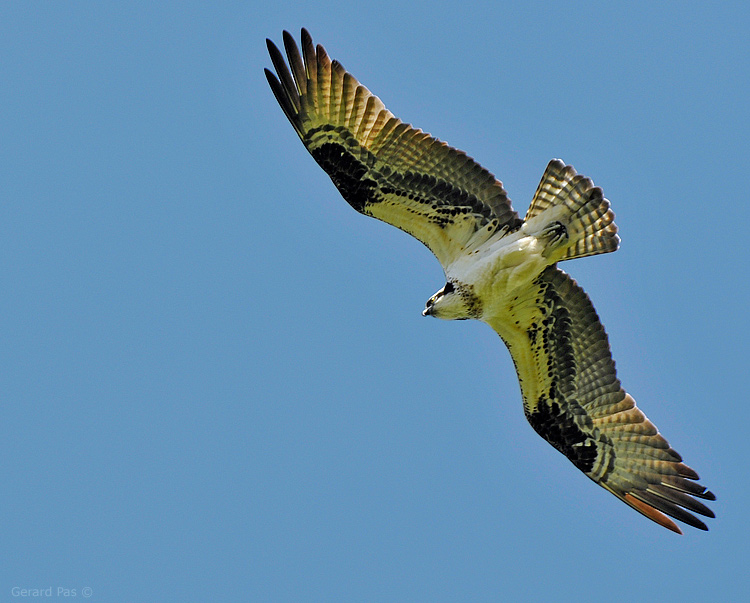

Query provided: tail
[526,159,619,261]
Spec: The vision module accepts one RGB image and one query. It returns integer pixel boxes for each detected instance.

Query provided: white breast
[446,229,550,320]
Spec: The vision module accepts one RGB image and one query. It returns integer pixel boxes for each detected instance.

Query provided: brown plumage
[264,29,715,533]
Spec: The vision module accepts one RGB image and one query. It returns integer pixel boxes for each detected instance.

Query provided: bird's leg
[541,221,568,245]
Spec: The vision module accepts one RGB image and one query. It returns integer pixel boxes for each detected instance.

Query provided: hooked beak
[422,305,432,317]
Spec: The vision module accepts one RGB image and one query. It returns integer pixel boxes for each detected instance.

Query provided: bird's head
[422,281,473,320]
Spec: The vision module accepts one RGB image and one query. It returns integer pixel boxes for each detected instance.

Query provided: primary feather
[265,29,715,533]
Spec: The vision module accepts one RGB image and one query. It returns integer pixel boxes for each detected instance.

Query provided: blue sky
[2,1,748,600]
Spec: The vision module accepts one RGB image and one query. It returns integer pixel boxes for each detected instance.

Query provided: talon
[543,221,568,244]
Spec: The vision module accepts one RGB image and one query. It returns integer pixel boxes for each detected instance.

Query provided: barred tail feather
[527,159,620,261]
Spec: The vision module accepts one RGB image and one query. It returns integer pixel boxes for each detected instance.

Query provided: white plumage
[265,29,715,533]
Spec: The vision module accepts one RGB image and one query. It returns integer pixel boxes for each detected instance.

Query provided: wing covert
[265,29,522,267]
[486,266,715,533]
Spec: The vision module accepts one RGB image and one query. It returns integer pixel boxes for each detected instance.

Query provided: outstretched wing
[486,266,715,533]
[265,29,522,268]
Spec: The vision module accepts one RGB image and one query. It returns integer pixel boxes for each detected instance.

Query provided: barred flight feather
[265,29,715,534]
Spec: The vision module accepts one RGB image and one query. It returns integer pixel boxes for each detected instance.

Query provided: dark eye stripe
[443,282,455,294]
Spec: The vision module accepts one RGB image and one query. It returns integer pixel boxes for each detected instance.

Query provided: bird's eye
[443,282,455,294]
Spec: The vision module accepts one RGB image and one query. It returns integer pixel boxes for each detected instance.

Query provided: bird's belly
[449,235,548,316]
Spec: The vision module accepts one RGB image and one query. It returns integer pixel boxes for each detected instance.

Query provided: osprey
[265,29,715,533]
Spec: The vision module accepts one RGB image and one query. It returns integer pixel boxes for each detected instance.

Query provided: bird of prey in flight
[264,29,715,533]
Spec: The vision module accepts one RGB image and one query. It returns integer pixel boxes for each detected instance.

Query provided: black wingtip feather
[282,30,307,96]
[269,38,300,108]
[300,28,316,76]
[264,68,302,135]
[633,489,710,532]
[648,484,715,519]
